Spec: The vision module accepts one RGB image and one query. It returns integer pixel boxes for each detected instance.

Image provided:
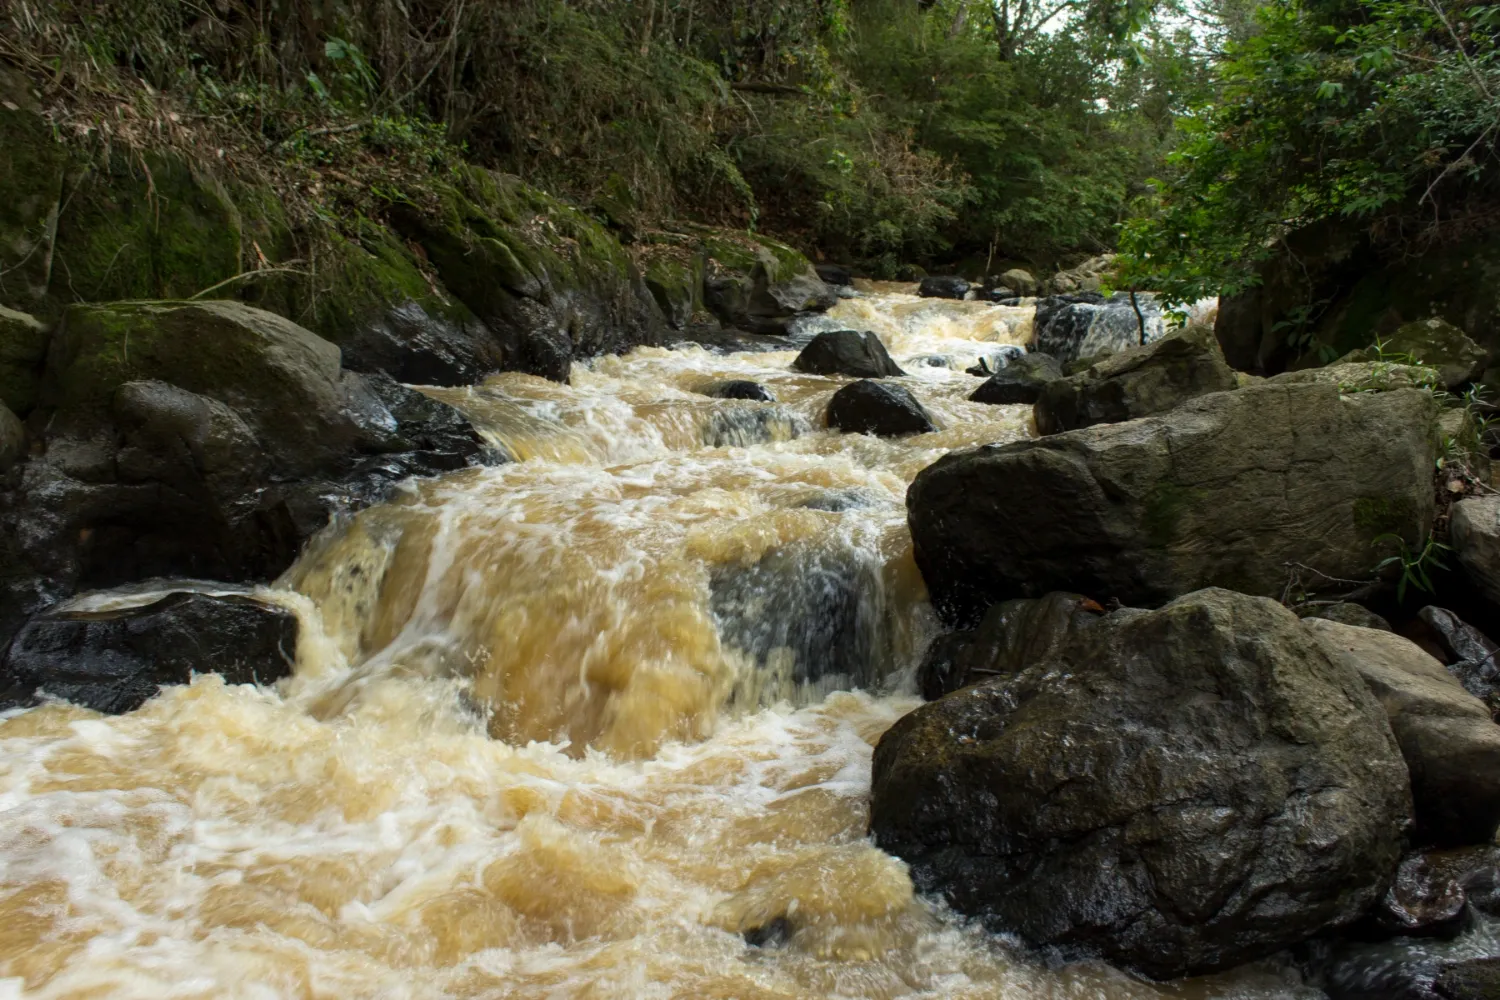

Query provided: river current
[0,286,1313,999]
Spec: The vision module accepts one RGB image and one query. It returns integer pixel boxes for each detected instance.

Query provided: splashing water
[0,287,1310,999]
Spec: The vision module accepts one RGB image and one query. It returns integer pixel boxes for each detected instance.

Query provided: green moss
[0,305,51,415]
[1144,482,1206,547]
[50,153,242,305]
[0,105,65,312]
[1352,496,1419,539]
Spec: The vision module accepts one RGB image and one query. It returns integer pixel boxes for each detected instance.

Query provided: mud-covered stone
[0,592,296,714]
[872,589,1412,979]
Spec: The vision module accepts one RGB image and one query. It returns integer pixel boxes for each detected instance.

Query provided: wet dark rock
[337,299,502,386]
[1451,497,1500,607]
[918,276,970,300]
[710,543,889,692]
[1305,618,1500,847]
[797,488,879,512]
[964,345,1028,376]
[791,330,905,378]
[0,301,491,650]
[872,588,1412,979]
[703,406,808,447]
[671,325,797,355]
[1436,958,1500,1000]
[0,400,23,472]
[743,917,794,948]
[1427,846,1500,918]
[1034,325,1240,434]
[1418,607,1500,720]
[969,353,1064,405]
[703,379,776,402]
[826,380,936,437]
[918,591,1103,700]
[1361,852,1471,941]
[1303,603,1394,631]
[1032,293,1164,366]
[0,592,296,714]
[815,264,852,287]
[909,382,1438,623]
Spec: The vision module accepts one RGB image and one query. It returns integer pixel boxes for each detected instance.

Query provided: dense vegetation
[1120,0,1500,305]
[1,0,1213,274]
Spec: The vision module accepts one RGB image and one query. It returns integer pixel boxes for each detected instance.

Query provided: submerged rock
[1451,497,1500,608]
[969,353,1063,405]
[709,543,888,692]
[1033,325,1240,434]
[703,405,808,447]
[1305,618,1500,847]
[1436,958,1500,1000]
[792,330,905,378]
[872,588,1412,979]
[826,380,935,437]
[0,592,297,714]
[1361,850,1470,941]
[908,382,1438,622]
[918,276,969,300]
[702,379,776,402]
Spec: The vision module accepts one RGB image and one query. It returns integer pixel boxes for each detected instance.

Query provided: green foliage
[1119,0,1500,305]
[6,0,1198,267]
[1374,532,1451,602]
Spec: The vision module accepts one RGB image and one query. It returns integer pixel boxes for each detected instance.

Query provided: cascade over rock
[0,300,489,648]
[1033,325,1239,434]
[908,382,1438,622]
[871,588,1412,979]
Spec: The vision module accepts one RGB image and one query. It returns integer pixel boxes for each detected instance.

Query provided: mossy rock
[389,166,661,380]
[0,305,51,415]
[50,152,243,306]
[1269,360,1441,394]
[636,234,706,330]
[0,104,65,312]
[682,224,833,333]
[1338,318,1488,389]
[44,300,354,471]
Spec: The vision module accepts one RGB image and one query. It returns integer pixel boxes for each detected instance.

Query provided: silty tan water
[0,286,1314,999]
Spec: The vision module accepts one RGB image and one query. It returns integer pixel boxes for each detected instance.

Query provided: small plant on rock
[1373,533,1451,603]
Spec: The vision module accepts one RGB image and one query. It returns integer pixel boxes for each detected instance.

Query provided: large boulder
[871,589,1412,979]
[1451,497,1500,607]
[1033,325,1240,434]
[1305,618,1500,847]
[1032,292,1166,365]
[0,592,296,714]
[826,380,935,437]
[969,353,1063,405]
[998,268,1039,297]
[0,300,488,648]
[791,330,905,378]
[1340,318,1488,390]
[1269,360,1439,393]
[909,383,1438,623]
